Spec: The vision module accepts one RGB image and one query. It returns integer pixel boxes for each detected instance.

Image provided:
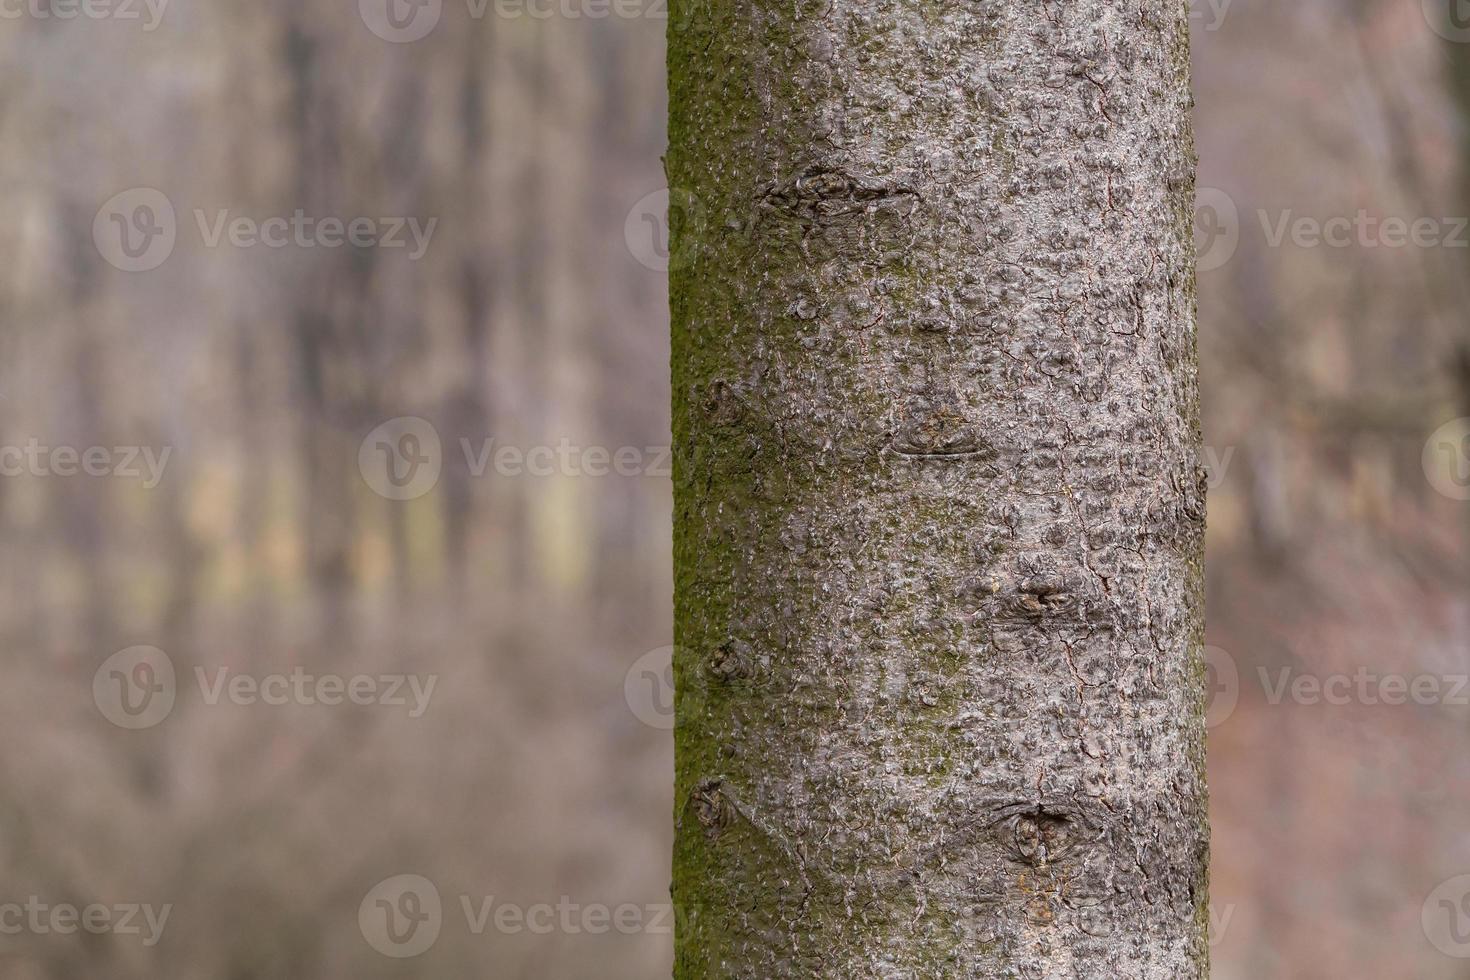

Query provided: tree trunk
[669,2,1207,977]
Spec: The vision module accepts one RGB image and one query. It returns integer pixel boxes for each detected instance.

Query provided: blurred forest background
[0,0,1467,976]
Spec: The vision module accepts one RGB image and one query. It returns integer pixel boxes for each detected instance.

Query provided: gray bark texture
[668,1,1207,977]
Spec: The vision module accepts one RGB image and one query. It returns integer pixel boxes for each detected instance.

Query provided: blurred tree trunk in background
[669,2,1207,975]
[283,17,360,643]
[442,30,494,608]
[508,24,552,597]
[1443,19,1470,608]
[1446,26,1470,423]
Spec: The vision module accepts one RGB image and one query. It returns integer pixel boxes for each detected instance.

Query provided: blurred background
[1,0,1469,976]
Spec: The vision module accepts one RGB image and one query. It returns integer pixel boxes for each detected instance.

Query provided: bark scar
[757,164,919,226]
[888,396,993,458]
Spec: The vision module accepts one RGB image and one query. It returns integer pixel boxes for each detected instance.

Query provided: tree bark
[669,2,1207,977]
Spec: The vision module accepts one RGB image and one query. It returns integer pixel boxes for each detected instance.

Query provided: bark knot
[890,396,992,458]
[1007,804,1095,869]
[709,639,753,683]
[758,165,918,226]
[692,778,736,838]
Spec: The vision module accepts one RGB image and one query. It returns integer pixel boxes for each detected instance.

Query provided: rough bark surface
[669,2,1206,977]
